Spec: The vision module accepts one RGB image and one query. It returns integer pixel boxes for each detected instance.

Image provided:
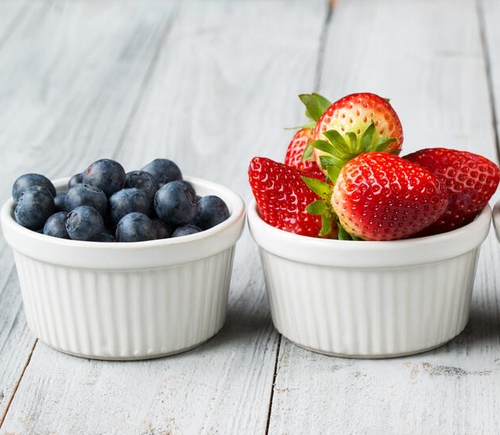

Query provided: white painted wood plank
[0,0,177,429]
[269,233,500,435]
[0,1,30,52]
[117,0,331,202]
[4,0,499,433]
[0,258,35,423]
[318,0,496,160]
[0,0,178,199]
[481,0,500,143]
[0,0,329,433]
[3,284,277,435]
[268,1,500,434]
[0,1,47,423]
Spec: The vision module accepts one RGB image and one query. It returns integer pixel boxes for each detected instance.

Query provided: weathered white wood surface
[1,0,500,434]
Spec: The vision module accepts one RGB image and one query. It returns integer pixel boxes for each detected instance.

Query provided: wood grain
[0,0,328,433]
[268,1,500,434]
[1,0,500,433]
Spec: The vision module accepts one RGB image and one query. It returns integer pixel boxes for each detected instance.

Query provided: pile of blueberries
[12,158,230,242]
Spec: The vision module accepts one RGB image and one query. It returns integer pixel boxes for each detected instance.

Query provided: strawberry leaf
[346,132,360,154]
[299,93,332,122]
[337,224,354,240]
[284,121,315,131]
[306,200,326,215]
[360,122,376,151]
[319,155,335,167]
[302,176,338,238]
[374,137,397,152]
[325,165,341,184]
[323,130,352,156]
[301,142,315,162]
[319,214,333,237]
[302,176,332,200]
[310,139,336,156]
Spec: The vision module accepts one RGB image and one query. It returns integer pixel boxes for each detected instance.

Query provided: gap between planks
[476,0,500,161]
[0,340,37,428]
[265,334,282,435]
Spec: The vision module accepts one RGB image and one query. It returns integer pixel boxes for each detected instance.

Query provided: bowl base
[39,333,220,361]
[285,333,463,359]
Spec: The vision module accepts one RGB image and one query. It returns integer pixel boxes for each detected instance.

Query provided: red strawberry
[248,157,333,237]
[313,92,404,150]
[284,128,324,177]
[331,152,448,241]
[309,93,404,177]
[404,147,500,235]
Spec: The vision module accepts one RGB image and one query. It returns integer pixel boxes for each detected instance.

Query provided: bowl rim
[1,176,246,269]
[247,199,492,268]
[492,200,500,240]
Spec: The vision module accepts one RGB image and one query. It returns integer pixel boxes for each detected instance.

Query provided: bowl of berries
[1,158,245,360]
[248,92,500,358]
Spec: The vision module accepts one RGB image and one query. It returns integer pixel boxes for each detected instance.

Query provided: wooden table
[1,0,500,433]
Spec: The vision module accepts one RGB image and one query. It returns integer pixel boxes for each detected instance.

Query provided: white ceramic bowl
[492,201,500,243]
[248,201,491,358]
[1,177,245,360]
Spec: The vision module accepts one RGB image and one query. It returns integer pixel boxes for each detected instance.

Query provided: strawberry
[329,152,448,241]
[248,157,334,237]
[404,147,500,235]
[284,128,324,176]
[307,93,404,178]
[284,93,332,176]
[313,92,404,151]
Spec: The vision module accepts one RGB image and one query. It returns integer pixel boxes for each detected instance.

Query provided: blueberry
[152,218,173,239]
[14,186,56,231]
[68,173,83,189]
[65,183,108,217]
[194,195,230,230]
[154,180,198,226]
[98,231,115,243]
[125,170,159,199]
[141,158,182,185]
[115,212,156,242]
[65,205,110,241]
[43,212,70,239]
[12,173,56,203]
[54,193,67,212]
[180,180,196,197]
[171,224,202,237]
[82,159,126,197]
[108,188,152,225]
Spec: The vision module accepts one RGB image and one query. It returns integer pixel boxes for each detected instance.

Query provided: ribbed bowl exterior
[1,176,246,360]
[13,248,235,360]
[248,201,491,358]
[260,248,479,358]
[14,247,234,360]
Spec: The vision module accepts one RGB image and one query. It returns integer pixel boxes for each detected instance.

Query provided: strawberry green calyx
[302,176,357,239]
[302,176,334,237]
[307,122,397,184]
[302,122,398,240]
[286,93,332,131]
[299,93,332,123]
